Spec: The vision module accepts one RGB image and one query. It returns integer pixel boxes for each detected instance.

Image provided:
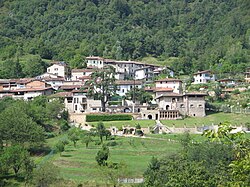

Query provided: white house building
[155,78,182,94]
[193,70,215,84]
[86,56,104,68]
[71,69,94,81]
[47,62,70,79]
[52,90,102,113]
[116,80,143,96]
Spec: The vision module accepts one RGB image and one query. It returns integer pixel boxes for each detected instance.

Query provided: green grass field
[160,112,250,127]
[88,120,155,129]
[88,112,249,129]
[41,135,181,186]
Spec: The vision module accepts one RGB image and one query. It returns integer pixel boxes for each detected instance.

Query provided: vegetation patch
[86,114,132,122]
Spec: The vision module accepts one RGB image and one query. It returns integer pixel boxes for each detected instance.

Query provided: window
[190,104,194,108]
[75,105,78,111]
[92,108,96,111]
[54,68,58,71]
[122,89,124,93]
[198,104,203,108]
[100,61,102,64]
[48,69,50,72]
[180,104,185,108]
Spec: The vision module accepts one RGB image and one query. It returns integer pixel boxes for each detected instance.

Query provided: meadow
[88,112,250,128]
[42,134,182,186]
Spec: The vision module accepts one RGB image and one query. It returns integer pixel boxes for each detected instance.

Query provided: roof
[156,93,183,99]
[86,56,104,60]
[42,77,65,81]
[49,61,67,66]
[51,92,73,98]
[16,78,35,84]
[0,79,11,84]
[115,80,143,85]
[78,76,91,80]
[59,85,82,90]
[184,92,207,96]
[193,70,212,75]
[72,69,94,73]
[154,88,174,92]
[155,78,182,82]
[11,87,54,92]
[71,89,88,93]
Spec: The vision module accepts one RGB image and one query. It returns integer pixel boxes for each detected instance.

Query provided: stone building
[140,92,206,120]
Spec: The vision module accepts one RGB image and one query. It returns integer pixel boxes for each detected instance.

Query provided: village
[0,56,249,136]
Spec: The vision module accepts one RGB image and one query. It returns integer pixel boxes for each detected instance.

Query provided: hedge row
[86,114,132,122]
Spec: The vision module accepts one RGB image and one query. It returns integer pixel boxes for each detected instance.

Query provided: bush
[86,114,132,122]
[107,141,118,147]
[45,132,56,139]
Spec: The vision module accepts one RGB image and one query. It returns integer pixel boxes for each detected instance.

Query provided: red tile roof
[155,78,182,82]
[11,87,54,92]
[154,88,174,92]
[193,70,212,75]
[72,69,94,73]
[115,80,143,85]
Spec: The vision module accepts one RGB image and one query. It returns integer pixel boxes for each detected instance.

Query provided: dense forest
[0,0,250,77]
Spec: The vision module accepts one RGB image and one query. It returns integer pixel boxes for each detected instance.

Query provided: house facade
[116,80,143,96]
[155,78,182,94]
[47,62,70,79]
[71,69,94,81]
[52,90,102,113]
[140,92,206,120]
[193,70,215,84]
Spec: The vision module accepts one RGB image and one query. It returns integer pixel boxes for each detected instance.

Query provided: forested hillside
[0,0,250,77]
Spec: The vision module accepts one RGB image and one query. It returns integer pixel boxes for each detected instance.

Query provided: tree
[1,145,33,176]
[55,141,65,156]
[96,122,106,143]
[21,55,46,77]
[32,162,59,187]
[67,127,80,147]
[0,59,23,79]
[104,130,111,140]
[96,145,109,166]
[125,87,153,104]
[81,131,93,148]
[86,66,117,112]
[0,104,45,147]
[203,122,250,186]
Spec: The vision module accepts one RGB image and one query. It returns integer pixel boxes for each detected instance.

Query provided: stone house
[140,92,206,120]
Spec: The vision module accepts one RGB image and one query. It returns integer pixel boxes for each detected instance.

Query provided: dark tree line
[0,0,249,77]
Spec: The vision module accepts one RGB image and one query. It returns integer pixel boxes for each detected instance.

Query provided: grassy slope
[160,112,250,127]
[50,136,181,185]
[88,112,249,129]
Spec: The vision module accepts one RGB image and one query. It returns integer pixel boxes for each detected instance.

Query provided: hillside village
[0,57,249,126]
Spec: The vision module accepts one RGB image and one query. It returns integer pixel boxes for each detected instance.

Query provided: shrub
[107,141,118,147]
[86,114,132,122]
